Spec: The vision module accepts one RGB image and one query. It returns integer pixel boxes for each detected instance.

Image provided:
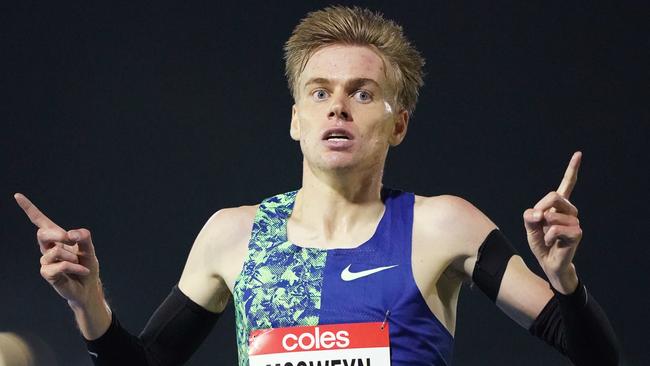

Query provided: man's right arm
[16,193,255,365]
[86,206,255,365]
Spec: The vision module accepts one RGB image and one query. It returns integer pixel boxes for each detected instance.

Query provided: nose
[328,93,351,122]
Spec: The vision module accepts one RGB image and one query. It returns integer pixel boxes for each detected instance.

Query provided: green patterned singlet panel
[233,191,327,366]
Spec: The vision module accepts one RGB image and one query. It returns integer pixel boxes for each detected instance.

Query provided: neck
[290,159,385,246]
[301,158,384,203]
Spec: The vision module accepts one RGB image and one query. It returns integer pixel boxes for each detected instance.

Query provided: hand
[523,152,583,294]
[15,193,102,308]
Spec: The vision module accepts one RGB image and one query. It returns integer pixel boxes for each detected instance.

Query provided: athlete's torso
[232,188,455,365]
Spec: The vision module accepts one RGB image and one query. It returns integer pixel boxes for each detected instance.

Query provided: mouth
[322,128,354,141]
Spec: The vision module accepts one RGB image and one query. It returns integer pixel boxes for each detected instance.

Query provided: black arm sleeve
[85,285,221,366]
[529,281,620,366]
[472,229,518,302]
[471,230,619,364]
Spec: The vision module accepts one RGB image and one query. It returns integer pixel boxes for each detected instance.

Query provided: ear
[290,104,301,141]
[388,109,409,146]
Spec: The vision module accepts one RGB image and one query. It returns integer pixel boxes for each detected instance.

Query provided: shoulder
[181,204,259,289]
[413,194,497,256]
[198,204,259,251]
[414,194,493,231]
[414,194,486,222]
[206,205,259,230]
[178,204,259,311]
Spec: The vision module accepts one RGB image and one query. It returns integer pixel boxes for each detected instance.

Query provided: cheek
[363,110,395,139]
[298,119,315,142]
[296,102,322,126]
[358,126,390,155]
[296,112,320,147]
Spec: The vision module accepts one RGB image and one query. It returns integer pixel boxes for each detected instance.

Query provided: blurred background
[2,1,648,365]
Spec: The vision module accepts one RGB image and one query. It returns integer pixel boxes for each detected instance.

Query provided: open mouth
[322,128,353,141]
[326,135,350,141]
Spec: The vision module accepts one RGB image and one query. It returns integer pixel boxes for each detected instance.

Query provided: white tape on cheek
[383,101,393,114]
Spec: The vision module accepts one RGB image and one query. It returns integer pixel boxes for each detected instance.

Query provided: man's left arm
[465,152,619,365]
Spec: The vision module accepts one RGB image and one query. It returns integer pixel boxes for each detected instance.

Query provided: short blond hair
[284,6,425,114]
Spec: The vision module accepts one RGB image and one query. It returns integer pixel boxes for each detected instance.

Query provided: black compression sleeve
[529,281,619,366]
[85,285,221,366]
[86,312,148,365]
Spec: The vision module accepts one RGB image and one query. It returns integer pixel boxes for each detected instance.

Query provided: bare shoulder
[179,204,258,312]
[199,204,259,251]
[413,194,497,257]
[409,195,499,332]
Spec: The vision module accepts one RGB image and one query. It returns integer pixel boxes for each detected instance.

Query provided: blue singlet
[233,188,454,365]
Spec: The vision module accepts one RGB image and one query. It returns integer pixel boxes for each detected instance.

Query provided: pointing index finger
[557,151,582,199]
[14,193,62,230]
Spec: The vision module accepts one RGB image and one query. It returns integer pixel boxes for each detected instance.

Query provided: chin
[324,161,356,172]
[313,155,358,173]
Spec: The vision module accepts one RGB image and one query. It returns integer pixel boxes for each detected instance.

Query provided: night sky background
[2,1,648,365]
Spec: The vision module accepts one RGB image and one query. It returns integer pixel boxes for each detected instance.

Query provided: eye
[312,89,329,101]
[353,90,372,103]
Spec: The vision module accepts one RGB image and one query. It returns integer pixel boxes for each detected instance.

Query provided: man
[15,6,618,366]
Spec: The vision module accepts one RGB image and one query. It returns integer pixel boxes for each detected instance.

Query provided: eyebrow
[303,77,381,90]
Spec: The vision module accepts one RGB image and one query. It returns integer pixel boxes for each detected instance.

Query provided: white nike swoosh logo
[88,351,98,358]
[340,264,399,281]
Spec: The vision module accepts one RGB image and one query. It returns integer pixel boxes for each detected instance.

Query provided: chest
[233,227,455,366]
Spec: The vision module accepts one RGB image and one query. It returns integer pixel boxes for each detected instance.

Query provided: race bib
[249,322,391,366]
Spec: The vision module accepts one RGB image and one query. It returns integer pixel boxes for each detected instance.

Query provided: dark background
[2,1,648,365]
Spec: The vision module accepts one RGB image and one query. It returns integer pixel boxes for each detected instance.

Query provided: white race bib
[249,322,391,366]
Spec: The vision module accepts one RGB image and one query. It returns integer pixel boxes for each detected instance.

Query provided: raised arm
[458,153,619,365]
[86,207,254,365]
[15,193,253,365]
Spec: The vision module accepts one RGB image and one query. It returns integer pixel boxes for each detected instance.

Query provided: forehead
[299,44,389,87]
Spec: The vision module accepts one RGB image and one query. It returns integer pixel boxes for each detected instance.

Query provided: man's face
[291,44,408,174]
